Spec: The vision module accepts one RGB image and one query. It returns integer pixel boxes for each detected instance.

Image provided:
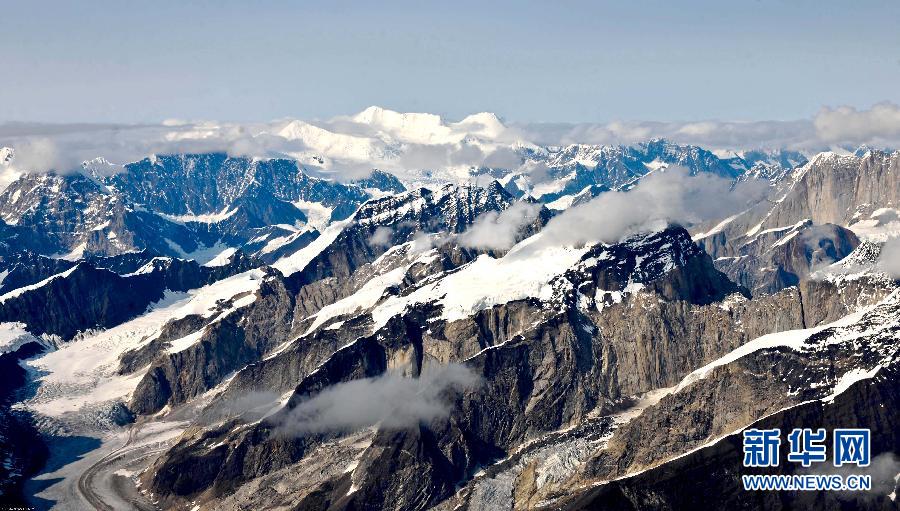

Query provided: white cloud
[410,231,449,253]
[814,102,900,146]
[274,364,478,435]
[367,226,395,247]
[538,167,768,246]
[6,138,64,174]
[877,237,900,278]
[806,452,900,499]
[4,101,900,192]
[521,160,552,184]
[199,391,282,424]
[479,146,523,169]
[518,119,819,150]
[458,201,542,250]
[517,102,900,150]
[0,123,233,175]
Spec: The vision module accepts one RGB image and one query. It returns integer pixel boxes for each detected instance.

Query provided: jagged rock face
[766,151,900,227]
[567,184,611,207]
[541,141,742,190]
[560,226,748,306]
[208,244,482,406]
[798,277,894,328]
[708,221,860,295]
[735,148,808,183]
[0,342,48,506]
[0,263,168,339]
[180,183,310,245]
[104,153,255,216]
[0,172,205,257]
[128,268,297,415]
[285,181,537,310]
[0,154,406,258]
[248,227,319,264]
[351,169,407,194]
[518,140,806,205]
[128,184,535,417]
[142,227,867,510]
[746,151,900,235]
[0,173,107,226]
[348,180,522,234]
[0,173,122,254]
[497,145,810,219]
[0,251,75,294]
[0,253,255,339]
[793,240,900,327]
[697,150,899,295]
[105,154,370,220]
[557,362,900,511]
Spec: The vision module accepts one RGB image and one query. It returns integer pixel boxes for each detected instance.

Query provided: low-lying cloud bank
[442,168,766,252]
[2,102,900,182]
[537,167,767,246]
[520,102,900,151]
[273,364,479,435]
[814,102,900,147]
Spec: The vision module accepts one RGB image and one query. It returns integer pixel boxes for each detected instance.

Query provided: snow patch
[0,322,40,353]
[305,266,408,334]
[203,247,237,267]
[166,329,207,354]
[848,207,900,242]
[372,233,587,327]
[159,207,237,224]
[272,218,351,276]
[292,200,334,231]
[675,309,868,393]
[692,213,741,241]
[823,366,881,403]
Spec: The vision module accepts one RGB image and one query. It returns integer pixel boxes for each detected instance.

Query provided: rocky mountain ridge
[0,154,402,261]
[0,140,896,510]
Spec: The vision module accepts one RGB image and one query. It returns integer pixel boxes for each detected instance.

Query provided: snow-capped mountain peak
[348,105,511,145]
[351,105,453,144]
[277,119,388,162]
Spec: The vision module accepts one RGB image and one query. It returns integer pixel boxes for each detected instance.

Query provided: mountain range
[0,108,898,510]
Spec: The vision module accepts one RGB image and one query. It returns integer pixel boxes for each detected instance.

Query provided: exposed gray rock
[0,253,256,339]
[703,221,860,296]
[556,356,900,511]
[129,268,295,415]
[138,227,830,509]
[0,172,204,257]
[697,150,899,297]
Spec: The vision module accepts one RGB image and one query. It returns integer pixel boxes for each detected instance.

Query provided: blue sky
[3,0,899,123]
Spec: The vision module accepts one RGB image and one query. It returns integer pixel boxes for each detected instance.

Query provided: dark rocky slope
[127,183,537,416]
[0,253,255,339]
[138,227,798,509]
[0,342,49,506]
[559,360,900,511]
